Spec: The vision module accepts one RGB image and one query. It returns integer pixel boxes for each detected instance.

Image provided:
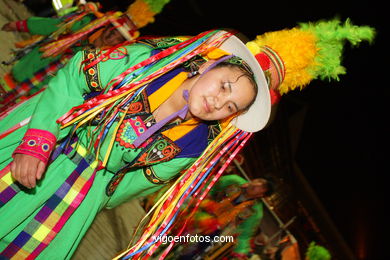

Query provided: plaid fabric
[0,164,21,207]
[0,143,99,259]
[0,54,73,108]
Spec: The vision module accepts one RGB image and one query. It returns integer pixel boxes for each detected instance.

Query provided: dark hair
[182,55,207,73]
[214,61,258,112]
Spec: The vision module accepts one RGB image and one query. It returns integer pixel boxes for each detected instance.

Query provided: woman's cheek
[188,100,199,117]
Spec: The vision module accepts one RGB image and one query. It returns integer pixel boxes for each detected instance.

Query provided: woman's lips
[203,98,211,113]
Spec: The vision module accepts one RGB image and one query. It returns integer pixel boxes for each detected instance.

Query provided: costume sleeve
[12,43,152,163]
[233,202,263,255]
[106,157,196,209]
[27,43,153,139]
[26,50,88,137]
[10,50,88,162]
[26,15,94,35]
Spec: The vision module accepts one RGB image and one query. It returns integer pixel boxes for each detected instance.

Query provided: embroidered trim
[106,163,176,196]
[116,116,150,148]
[83,48,103,91]
[13,128,57,164]
[106,170,126,196]
[143,166,174,184]
[138,37,184,49]
[107,136,181,196]
[130,135,181,168]
[116,91,152,148]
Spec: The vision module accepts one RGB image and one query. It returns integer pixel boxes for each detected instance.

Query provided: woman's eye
[221,82,229,91]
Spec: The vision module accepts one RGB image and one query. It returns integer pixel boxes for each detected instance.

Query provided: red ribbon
[150,132,252,258]
[57,30,232,127]
[128,130,249,258]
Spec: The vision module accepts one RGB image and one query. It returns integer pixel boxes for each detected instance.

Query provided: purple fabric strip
[133,54,233,149]
[202,55,233,74]
[133,90,189,148]
[0,186,18,205]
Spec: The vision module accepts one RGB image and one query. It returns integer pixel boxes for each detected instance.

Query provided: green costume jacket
[0,41,211,259]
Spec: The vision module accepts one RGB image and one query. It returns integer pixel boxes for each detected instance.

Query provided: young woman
[0,29,271,259]
[0,18,374,259]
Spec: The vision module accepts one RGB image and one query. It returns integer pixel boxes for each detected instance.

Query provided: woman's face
[187,66,256,121]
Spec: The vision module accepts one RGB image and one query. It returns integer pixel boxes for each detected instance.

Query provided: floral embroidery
[115,91,152,149]
[114,89,181,167]
[138,37,184,49]
[107,89,182,195]
[106,170,126,196]
[107,131,181,195]
[116,116,152,148]
[131,135,181,168]
[143,166,175,185]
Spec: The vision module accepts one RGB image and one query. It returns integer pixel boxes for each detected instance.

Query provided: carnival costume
[0,18,374,260]
[0,0,171,109]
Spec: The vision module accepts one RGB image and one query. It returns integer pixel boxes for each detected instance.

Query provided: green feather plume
[299,18,375,81]
[306,242,331,260]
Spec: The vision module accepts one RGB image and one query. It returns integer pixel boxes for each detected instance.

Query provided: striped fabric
[0,164,21,207]
[261,46,285,85]
[0,54,73,109]
[0,143,99,259]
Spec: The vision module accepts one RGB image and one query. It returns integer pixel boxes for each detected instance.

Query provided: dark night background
[20,0,389,259]
[105,0,387,259]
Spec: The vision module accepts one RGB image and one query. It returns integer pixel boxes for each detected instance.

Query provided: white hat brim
[211,31,271,132]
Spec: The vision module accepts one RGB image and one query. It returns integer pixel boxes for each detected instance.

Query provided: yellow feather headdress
[246,19,375,97]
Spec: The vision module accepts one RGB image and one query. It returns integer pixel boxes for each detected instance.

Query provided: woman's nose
[214,97,225,110]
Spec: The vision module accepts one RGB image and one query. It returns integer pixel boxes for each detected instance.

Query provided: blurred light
[52,0,63,11]
[354,213,368,259]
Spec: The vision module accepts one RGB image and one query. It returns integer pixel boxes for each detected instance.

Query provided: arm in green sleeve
[233,202,263,255]
[27,50,88,137]
[26,15,94,35]
[28,43,153,138]
[26,17,62,35]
